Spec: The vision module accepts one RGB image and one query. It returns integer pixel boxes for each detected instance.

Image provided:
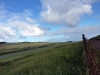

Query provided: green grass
[90,45,100,71]
[0,42,53,55]
[0,42,87,75]
[89,35,100,40]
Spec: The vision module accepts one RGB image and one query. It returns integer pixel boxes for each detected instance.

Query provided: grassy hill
[89,35,100,40]
[0,42,87,75]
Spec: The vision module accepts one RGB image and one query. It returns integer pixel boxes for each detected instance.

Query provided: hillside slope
[89,35,100,40]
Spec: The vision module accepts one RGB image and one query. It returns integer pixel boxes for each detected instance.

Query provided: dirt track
[89,40,100,50]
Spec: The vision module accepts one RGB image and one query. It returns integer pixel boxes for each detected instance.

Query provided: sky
[0,0,100,42]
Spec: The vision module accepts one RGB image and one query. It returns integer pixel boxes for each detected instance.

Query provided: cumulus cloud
[0,25,16,41]
[10,21,44,37]
[26,17,37,23]
[0,3,46,42]
[40,0,92,26]
[45,25,100,42]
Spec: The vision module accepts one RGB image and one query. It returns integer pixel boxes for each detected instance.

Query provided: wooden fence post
[82,34,100,75]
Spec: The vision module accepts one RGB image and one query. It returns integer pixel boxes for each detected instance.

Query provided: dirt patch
[0,61,11,66]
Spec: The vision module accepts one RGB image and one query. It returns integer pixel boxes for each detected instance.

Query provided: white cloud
[0,25,17,41]
[0,3,8,21]
[26,17,37,23]
[0,39,4,42]
[40,0,92,26]
[45,25,100,42]
[0,3,46,42]
[11,21,44,37]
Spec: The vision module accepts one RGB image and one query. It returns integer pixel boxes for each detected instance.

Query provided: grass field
[0,42,54,55]
[0,42,66,62]
[0,42,88,75]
